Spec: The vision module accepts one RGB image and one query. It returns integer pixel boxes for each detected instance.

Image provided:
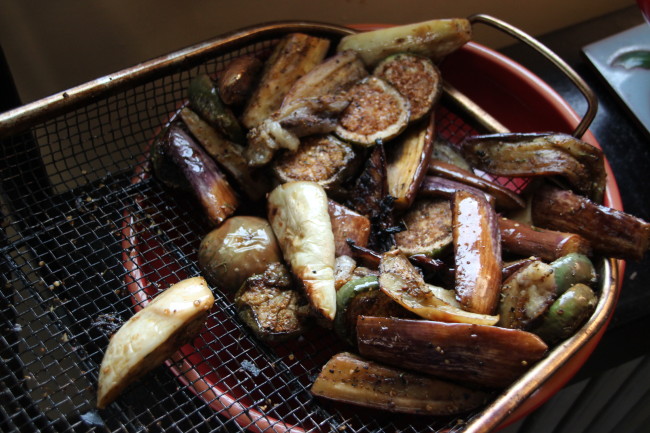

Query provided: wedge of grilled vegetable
[267,181,337,322]
[419,175,495,207]
[497,260,557,330]
[429,160,525,210]
[374,53,441,122]
[272,134,358,192]
[153,124,238,226]
[217,54,263,106]
[532,184,650,261]
[242,33,330,129]
[498,217,592,262]
[550,253,597,295]
[188,74,245,143]
[452,190,502,315]
[337,18,472,67]
[234,262,310,343]
[280,49,368,110]
[461,132,607,203]
[431,140,474,172]
[394,198,452,257]
[334,255,358,290]
[531,283,598,346]
[311,352,488,415]
[379,249,499,326]
[335,76,410,146]
[97,277,214,408]
[356,316,548,388]
[328,200,371,257]
[198,216,282,293]
[386,113,435,210]
[180,107,269,201]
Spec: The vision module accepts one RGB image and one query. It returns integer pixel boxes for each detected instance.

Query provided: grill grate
[1,33,527,433]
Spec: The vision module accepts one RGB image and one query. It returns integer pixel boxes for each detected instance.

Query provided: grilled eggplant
[379,249,499,326]
[386,113,435,211]
[356,316,548,388]
[198,216,282,293]
[337,18,472,66]
[234,262,310,343]
[374,53,441,122]
[242,33,330,129]
[550,253,597,295]
[394,198,452,258]
[335,76,410,146]
[311,352,488,415]
[153,124,238,226]
[328,200,371,257]
[217,54,263,106]
[452,190,502,315]
[267,181,337,322]
[461,132,607,203]
[97,277,214,408]
[532,184,650,261]
[498,217,592,262]
[419,175,496,207]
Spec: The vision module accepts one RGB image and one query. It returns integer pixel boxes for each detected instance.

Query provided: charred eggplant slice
[97,277,214,408]
[497,260,557,330]
[272,134,358,191]
[420,175,496,207]
[356,316,548,388]
[234,262,310,343]
[242,32,330,129]
[394,198,452,258]
[311,352,488,415]
[386,113,435,210]
[379,249,499,326]
[336,18,472,66]
[532,184,650,261]
[328,200,371,257]
[153,124,238,226]
[461,132,607,203]
[452,190,502,315]
[374,53,441,122]
[335,76,410,146]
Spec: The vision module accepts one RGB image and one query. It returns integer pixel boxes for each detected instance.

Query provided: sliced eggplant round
[335,76,410,147]
[373,53,441,122]
[394,198,452,257]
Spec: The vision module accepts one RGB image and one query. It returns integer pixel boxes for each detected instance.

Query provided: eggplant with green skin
[379,249,500,326]
[333,275,379,344]
[531,283,598,346]
[356,316,548,389]
[428,159,525,210]
[550,253,597,295]
[198,216,282,293]
[335,76,410,147]
[386,112,435,211]
[311,352,489,416]
[497,260,557,330]
[373,53,441,122]
[498,217,593,262]
[188,74,245,144]
[452,189,502,315]
[234,262,310,343]
[336,18,472,67]
[461,132,607,203]
[153,123,238,226]
[532,184,650,261]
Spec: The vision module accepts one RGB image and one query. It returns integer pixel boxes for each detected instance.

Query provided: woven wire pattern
[0,35,513,433]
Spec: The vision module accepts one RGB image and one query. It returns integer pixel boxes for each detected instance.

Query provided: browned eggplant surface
[141,19,650,420]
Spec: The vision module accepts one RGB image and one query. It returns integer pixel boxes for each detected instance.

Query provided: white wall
[0,0,636,104]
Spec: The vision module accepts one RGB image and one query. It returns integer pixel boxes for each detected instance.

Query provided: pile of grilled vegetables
[101,18,650,416]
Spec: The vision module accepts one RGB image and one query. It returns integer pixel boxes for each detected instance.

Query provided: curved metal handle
[468,13,597,138]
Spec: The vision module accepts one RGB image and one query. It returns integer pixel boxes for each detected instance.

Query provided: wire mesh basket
[0,16,619,433]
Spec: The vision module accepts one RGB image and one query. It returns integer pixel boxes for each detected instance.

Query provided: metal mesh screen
[1,34,518,433]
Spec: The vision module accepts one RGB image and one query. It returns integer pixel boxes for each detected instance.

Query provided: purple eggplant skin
[155,123,238,226]
[532,184,650,261]
[452,189,502,315]
[356,316,548,389]
[461,132,607,203]
[420,175,496,208]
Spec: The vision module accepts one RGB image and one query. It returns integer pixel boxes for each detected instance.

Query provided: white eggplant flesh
[267,181,337,322]
[96,277,214,408]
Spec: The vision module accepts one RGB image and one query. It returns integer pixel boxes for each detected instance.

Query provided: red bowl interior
[121,32,625,432]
